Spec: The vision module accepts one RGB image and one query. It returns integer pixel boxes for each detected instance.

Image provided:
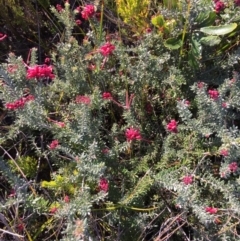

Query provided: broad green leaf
[197,12,216,28]
[188,50,199,69]
[191,34,202,57]
[200,23,237,35]
[164,37,182,49]
[151,15,165,28]
[200,36,221,46]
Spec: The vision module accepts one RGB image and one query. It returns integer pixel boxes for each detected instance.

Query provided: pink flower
[219,149,228,156]
[208,89,219,100]
[205,207,218,214]
[215,1,225,13]
[75,6,81,13]
[99,42,115,56]
[44,57,51,64]
[8,189,16,198]
[167,120,178,133]
[99,177,109,192]
[56,4,63,12]
[7,64,18,73]
[49,140,59,150]
[184,100,190,106]
[102,92,113,100]
[64,195,70,203]
[0,33,7,41]
[182,175,193,185]
[49,207,58,214]
[88,63,96,71]
[81,5,95,20]
[125,127,142,141]
[228,162,238,172]
[222,102,228,108]
[76,95,91,105]
[145,102,153,114]
[75,19,82,25]
[197,82,204,89]
[55,122,65,128]
[102,148,109,154]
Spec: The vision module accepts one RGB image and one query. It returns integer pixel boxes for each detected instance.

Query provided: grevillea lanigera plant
[0,0,240,240]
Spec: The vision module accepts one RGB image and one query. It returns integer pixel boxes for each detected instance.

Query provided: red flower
[208,89,219,100]
[55,122,65,128]
[205,207,218,214]
[125,127,142,141]
[56,4,63,12]
[146,27,152,33]
[145,102,153,114]
[229,162,238,172]
[99,42,115,56]
[27,65,55,80]
[81,5,95,20]
[5,95,34,110]
[182,175,193,185]
[49,140,59,150]
[167,120,178,133]
[76,95,91,105]
[17,223,24,232]
[219,149,228,156]
[49,207,58,214]
[8,189,16,198]
[102,148,109,154]
[64,195,70,203]
[215,1,225,13]
[99,177,109,192]
[235,0,240,6]
[102,92,113,100]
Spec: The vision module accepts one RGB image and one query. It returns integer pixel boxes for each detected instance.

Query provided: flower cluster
[49,140,59,150]
[102,92,113,100]
[182,175,193,185]
[125,127,142,141]
[235,0,240,6]
[5,95,35,110]
[205,207,218,214]
[228,162,238,172]
[219,149,228,156]
[81,5,95,20]
[214,0,225,13]
[76,95,91,105]
[27,65,55,80]
[167,120,178,133]
[99,42,115,57]
[208,89,219,100]
[98,177,109,192]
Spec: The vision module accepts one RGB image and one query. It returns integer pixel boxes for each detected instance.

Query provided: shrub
[0,0,240,240]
